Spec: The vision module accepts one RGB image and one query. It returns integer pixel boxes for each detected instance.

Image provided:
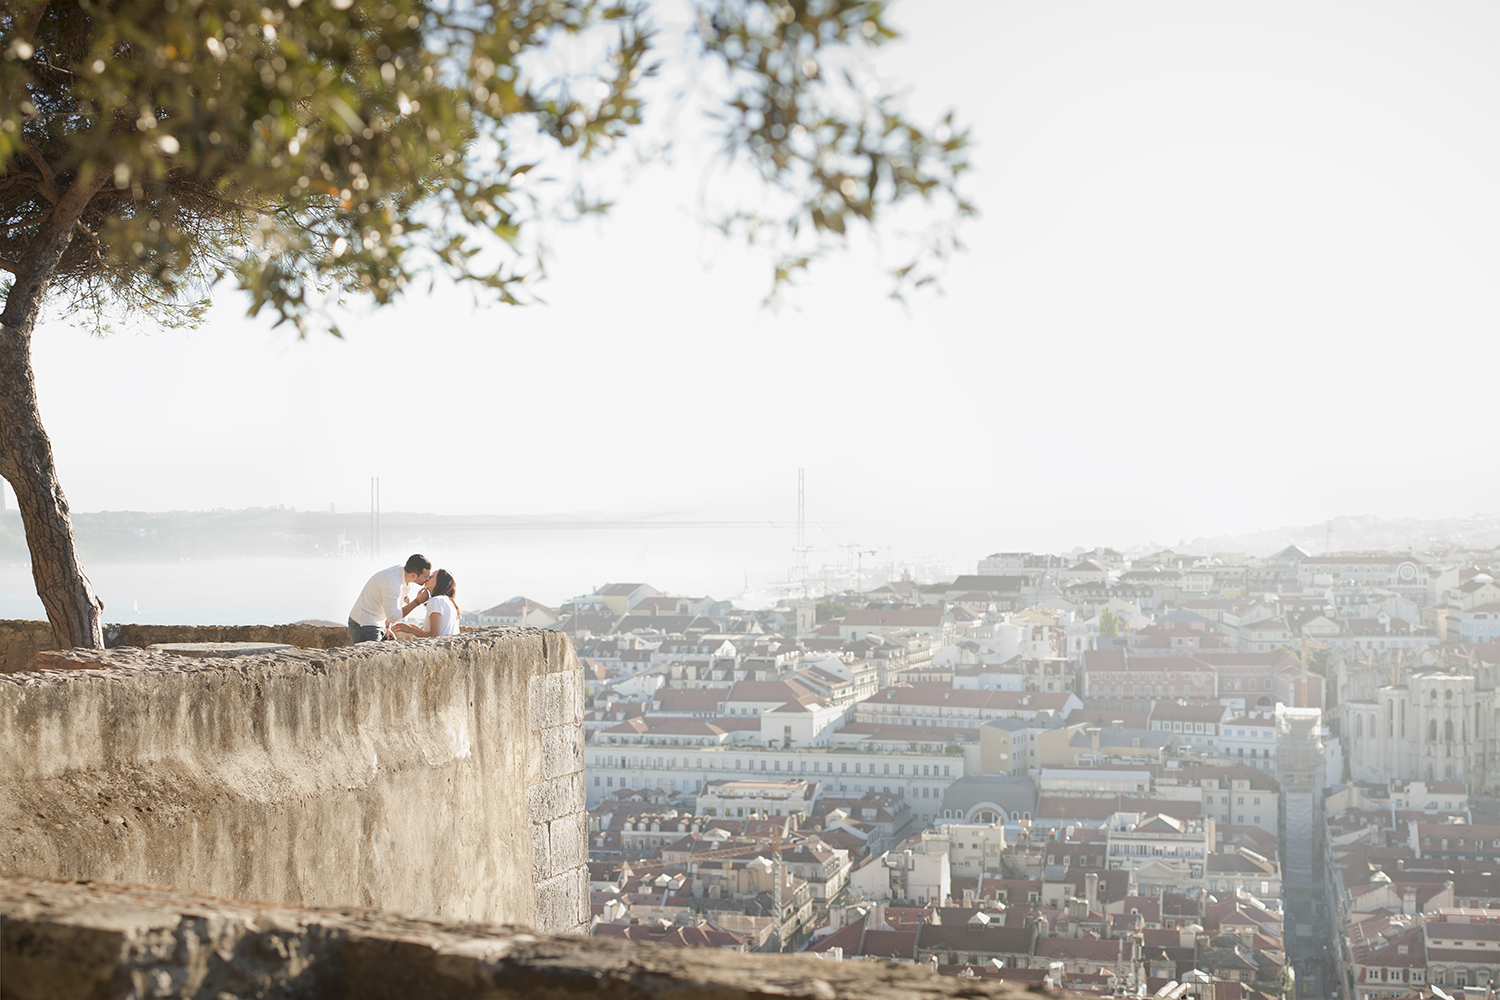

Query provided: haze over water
[0,526,936,625]
[4,507,1495,626]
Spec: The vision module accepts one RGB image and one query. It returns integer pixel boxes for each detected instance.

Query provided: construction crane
[840,544,879,595]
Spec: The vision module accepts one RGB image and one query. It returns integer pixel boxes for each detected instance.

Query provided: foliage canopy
[0,0,970,649]
[0,0,972,335]
[1099,606,1120,637]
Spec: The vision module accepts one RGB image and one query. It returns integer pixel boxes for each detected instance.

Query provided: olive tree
[0,0,970,648]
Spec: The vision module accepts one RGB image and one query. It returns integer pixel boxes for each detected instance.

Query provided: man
[348,553,433,643]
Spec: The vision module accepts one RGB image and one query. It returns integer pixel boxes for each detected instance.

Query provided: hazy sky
[16,1,1500,565]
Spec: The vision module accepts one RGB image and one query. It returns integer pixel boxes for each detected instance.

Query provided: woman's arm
[393,610,443,639]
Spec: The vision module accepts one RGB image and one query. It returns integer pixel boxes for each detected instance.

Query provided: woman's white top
[426,595,461,636]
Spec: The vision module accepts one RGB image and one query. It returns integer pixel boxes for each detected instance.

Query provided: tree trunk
[0,174,106,650]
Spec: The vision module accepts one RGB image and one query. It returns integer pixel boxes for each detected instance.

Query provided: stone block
[532,866,587,935]
[547,813,587,879]
[531,820,550,884]
[540,725,583,781]
[560,668,583,720]
[528,671,568,730]
[526,773,581,826]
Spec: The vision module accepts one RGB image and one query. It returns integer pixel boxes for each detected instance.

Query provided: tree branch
[2,211,51,235]
[22,144,59,204]
[72,218,104,265]
[0,171,35,194]
[0,168,104,328]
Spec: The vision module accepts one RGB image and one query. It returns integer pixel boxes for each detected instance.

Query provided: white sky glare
[21,1,1500,561]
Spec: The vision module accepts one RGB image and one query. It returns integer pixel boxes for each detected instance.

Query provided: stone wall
[0,628,587,934]
[0,619,352,675]
[0,875,1062,1000]
[0,620,58,675]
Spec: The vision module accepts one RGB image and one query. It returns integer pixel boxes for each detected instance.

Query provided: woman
[390,568,462,638]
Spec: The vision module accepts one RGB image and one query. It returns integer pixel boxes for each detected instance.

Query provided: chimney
[1401,886,1417,915]
[1085,872,1099,909]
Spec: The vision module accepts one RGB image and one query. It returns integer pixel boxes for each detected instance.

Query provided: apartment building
[696,779,819,819]
[586,744,965,825]
[855,687,1080,729]
[1105,812,1214,891]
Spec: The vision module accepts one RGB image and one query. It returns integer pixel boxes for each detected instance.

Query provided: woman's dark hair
[431,569,459,614]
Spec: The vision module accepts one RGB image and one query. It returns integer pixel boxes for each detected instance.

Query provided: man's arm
[379,571,422,627]
[399,589,430,620]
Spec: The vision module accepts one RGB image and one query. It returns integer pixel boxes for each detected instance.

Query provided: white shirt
[425,595,460,636]
[349,565,406,628]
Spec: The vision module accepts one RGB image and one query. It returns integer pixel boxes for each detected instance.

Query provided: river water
[0,527,869,625]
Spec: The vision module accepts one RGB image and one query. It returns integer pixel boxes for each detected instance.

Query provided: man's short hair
[405,554,432,574]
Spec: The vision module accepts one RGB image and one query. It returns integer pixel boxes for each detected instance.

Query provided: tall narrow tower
[370,476,381,560]
[794,468,811,591]
[797,468,806,562]
[794,467,815,631]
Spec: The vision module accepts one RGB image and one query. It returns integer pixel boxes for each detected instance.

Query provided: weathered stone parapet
[0,620,59,675]
[0,875,1065,1000]
[0,627,587,934]
[0,619,352,675]
[106,622,352,652]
